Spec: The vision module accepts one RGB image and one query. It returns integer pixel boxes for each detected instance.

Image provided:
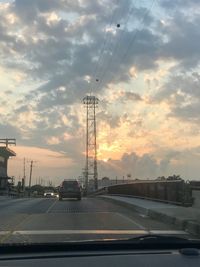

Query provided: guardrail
[0,189,26,198]
[94,180,193,207]
[189,181,200,191]
[90,187,108,196]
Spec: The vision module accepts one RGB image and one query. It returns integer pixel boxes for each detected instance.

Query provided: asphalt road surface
[0,197,191,244]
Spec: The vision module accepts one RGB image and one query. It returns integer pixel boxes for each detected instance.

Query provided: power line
[89,0,119,95]
[97,1,138,89]
[96,0,157,91]
[94,0,128,92]
[27,160,37,197]
[120,0,157,65]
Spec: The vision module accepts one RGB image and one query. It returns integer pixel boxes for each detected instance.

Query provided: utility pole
[22,157,26,192]
[24,158,26,181]
[0,138,16,147]
[28,161,33,197]
[28,160,37,197]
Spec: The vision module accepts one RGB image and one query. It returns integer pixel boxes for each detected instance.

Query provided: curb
[99,195,200,238]
[186,221,200,236]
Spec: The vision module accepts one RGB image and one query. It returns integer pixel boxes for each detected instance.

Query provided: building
[0,139,16,194]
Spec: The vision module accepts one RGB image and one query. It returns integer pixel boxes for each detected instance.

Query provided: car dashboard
[0,245,199,267]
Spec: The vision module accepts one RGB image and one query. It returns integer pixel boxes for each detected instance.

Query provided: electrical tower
[83,95,99,193]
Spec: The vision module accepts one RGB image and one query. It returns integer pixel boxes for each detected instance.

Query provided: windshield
[62,181,79,188]
[0,0,200,246]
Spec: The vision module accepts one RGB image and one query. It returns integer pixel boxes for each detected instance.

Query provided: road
[0,197,191,243]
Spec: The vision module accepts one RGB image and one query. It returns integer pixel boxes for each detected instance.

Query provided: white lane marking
[115,213,145,230]
[150,230,186,235]
[46,200,58,213]
[49,211,114,214]
[0,230,187,235]
[139,214,148,218]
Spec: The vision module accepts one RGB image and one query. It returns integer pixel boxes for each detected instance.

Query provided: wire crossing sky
[0,0,200,184]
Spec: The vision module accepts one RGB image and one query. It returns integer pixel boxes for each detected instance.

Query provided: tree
[102,177,110,181]
[167,175,182,181]
[156,176,166,181]
[30,184,44,193]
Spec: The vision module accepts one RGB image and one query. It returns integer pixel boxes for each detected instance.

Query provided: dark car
[58,180,82,201]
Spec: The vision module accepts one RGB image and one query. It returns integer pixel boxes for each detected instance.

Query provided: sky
[0,0,200,185]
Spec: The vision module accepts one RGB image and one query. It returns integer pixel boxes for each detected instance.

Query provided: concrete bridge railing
[93,180,193,207]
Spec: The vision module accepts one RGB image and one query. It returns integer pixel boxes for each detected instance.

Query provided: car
[44,191,55,198]
[58,180,82,201]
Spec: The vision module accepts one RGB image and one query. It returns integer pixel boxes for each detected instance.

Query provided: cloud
[0,0,160,148]
[120,91,143,102]
[46,136,60,145]
[0,0,162,97]
[156,8,200,70]
[160,0,200,10]
[99,147,200,180]
[4,90,12,95]
[152,72,200,123]
[159,150,180,173]
[1,0,200,181]
[99,152,163,179]
[0,123,21,140]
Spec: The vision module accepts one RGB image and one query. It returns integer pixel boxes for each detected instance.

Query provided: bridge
[1,178,200,243]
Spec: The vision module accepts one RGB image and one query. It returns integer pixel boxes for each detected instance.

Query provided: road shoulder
[99,195,200,238]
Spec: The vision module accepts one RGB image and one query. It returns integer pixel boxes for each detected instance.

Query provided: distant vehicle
[58,180,82,201]
[44,190,56,198]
